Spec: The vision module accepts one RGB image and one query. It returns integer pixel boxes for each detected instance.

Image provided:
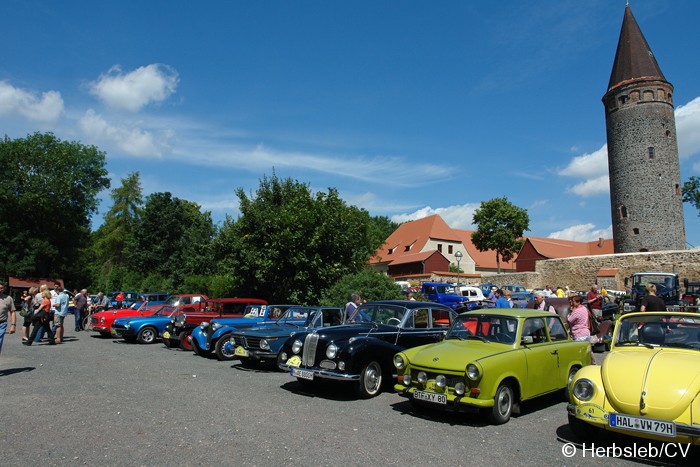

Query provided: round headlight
[417,371,427,384]
[177,314,186,325]
[454,381,466,396]
[573,379,595,401]
[466,363,480,381]
[403,374,412,386]
[326,344,338,359]
[229,335,236,346]
[200,321,209,330]
[292,339,303,354]
[211,323,222,331]
[100,317,105,325]
[394,355,405,369]
[436,375,447,388]
[170,317,176,324]
[280,352,288,362]
[260,339,270,350]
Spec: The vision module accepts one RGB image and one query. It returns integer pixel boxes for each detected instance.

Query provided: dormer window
[404,240,416,252]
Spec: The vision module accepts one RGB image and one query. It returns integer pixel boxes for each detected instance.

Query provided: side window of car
[181,297,191,305]
[522,317,547,344]
[547,317,568,341]
[431,309,452,328]
[413,308,429,328]
[425,286,435,294]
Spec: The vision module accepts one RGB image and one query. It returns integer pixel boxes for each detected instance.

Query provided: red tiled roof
[522,237,614,259]
[386,250,441,266]
[597,268,619,277]
[8,277,64,289]
[453,229,516,270]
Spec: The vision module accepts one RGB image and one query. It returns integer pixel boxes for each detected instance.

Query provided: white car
[458,286,486,302]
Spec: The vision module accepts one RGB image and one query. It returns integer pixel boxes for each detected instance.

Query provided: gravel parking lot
[1,316,697,466]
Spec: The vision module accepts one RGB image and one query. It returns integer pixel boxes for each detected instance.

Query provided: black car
[277,300,456,398]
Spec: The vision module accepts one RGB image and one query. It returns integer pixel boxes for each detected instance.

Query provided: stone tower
[603,4,686,253]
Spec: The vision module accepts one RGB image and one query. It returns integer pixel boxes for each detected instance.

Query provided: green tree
[471,197,529,274]
[126,192,215,288]
[320,269,404,307]
[682,176,700,215]
[0,132,109,284]
[93,172,143,290]
[219,174,385,304]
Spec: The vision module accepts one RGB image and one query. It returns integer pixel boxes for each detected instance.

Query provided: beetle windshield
[446,314,518,344]
[615,313,700,349]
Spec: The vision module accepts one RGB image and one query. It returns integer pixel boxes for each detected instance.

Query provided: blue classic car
[190,304,297,361]
[226,306,344,368]
[278,300,457,398]
[110,305,177,344]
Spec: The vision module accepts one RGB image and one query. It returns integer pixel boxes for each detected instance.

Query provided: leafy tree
[0,132,109,284]
[471,197,529,274]
[219,173,386,304]
[320,269,404,307]
[126,192,215,288]
[682,176,700,215]
[369,215,400,243]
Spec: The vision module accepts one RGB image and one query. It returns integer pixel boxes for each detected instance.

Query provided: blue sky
[2,0,699,246]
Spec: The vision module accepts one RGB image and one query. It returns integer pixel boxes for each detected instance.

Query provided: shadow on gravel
[555,423,700,466]
[278,380,360,402]
[389,399,490,427]
[0,366,35,377]
[231,362,282,373]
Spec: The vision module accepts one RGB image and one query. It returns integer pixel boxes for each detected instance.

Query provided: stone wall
[471,250,700,291]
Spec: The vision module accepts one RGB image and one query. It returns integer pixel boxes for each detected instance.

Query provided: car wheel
[82,316,90,330]
[563,366,580,402]
[179,331,193,351]
[568,414,599,440]
[486,382,514,425]
[136,326,157,345]
[215,335,236,361]
[355,360,383,398]
[192,339,212,357]
[162,337,174,348]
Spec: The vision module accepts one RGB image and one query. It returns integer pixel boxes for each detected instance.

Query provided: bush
[321,269,403,307]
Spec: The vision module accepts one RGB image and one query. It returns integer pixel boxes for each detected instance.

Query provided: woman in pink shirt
[566,295,591,342]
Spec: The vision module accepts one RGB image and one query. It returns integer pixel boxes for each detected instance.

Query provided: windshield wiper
[465,335,489,343]
[446,335,464,341]
[617,340,656,349]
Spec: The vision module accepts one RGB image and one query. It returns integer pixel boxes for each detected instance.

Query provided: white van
[458,286,486,302]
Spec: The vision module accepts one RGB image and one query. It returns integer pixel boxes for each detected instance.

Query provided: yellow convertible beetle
[568,311,700,444]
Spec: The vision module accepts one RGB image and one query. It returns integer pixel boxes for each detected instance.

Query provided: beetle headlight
[403,374,412,386]
[326,344,338,359]
[435,375,447,388]
[211,323,222,331]
[573,379,594,401]
[466,363,480,381]
[394,355,405,369]
[260,339,270,350]
[454,381,466,395]
[292,339,303,354]
[417,371,427,384]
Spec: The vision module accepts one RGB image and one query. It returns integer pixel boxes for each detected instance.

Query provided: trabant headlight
[466,363,480,381]
[260,339,270,350]
[417,371,427,384]
[326,344,338,359]
[292,339,303,354]
[435,375,447,388]
[200,321,209,330]
[454,382,466,395]
[403,374,412,386]
[211,323,223,331]
[573,379,594,401]
[394,355,405,369]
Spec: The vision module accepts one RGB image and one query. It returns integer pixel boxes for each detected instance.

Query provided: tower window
[676,184,681,196]
[633,228,640,235]
[619,205,628,219]
[666,130,671,137]
[648,147,655,159]
[618,95,629,105]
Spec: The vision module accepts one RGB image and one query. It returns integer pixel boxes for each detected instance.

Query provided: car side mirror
[521,336,533,345]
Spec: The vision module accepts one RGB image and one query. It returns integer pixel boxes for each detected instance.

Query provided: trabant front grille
[302,333,319,366]
[410,369,464,388]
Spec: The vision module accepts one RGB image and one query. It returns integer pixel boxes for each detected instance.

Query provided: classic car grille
[90,317,98,325]
[410,369,464,388]
[302,333,319,366]
[241,336,263,349]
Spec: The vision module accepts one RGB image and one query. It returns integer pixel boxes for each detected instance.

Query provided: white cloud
[548,223,612,241]
[558,144,608,179]
[676,96,700,159]
[566,174,610,197]
[79,109,165,156]
[0,80,64,121]
[89,64,179,112]
[391,203,480,229]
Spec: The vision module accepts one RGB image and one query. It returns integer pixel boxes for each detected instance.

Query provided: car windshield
[446,314,518,344]
[632,274,677,296]
[352,304,406,326]
[277,307,312,324]
[614,314,700,349]
[153,305,177,317]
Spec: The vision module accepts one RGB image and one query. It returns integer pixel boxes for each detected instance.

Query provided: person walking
[54,285,69,343]
[73,289,87,331]
[0,282,17,356]
[24,290,56,346]
[20,287,37,341]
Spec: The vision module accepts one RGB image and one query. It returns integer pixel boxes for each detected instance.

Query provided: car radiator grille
[241,336,262,349]
[302,333,319,366]
[90,317,98,325]
[410,370,464,387]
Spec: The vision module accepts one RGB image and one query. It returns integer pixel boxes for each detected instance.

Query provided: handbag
[19,302,30,318]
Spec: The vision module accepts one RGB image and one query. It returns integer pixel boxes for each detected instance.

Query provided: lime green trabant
[394,309,592,424]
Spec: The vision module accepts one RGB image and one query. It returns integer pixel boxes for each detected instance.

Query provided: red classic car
[90,293,208,337]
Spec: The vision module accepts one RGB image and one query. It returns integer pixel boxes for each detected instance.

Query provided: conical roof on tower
[607,4,666,92]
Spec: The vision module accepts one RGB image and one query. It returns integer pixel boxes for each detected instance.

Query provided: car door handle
[550,350,558,355]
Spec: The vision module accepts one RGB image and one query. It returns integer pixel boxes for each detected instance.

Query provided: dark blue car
[226,306,343,368]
